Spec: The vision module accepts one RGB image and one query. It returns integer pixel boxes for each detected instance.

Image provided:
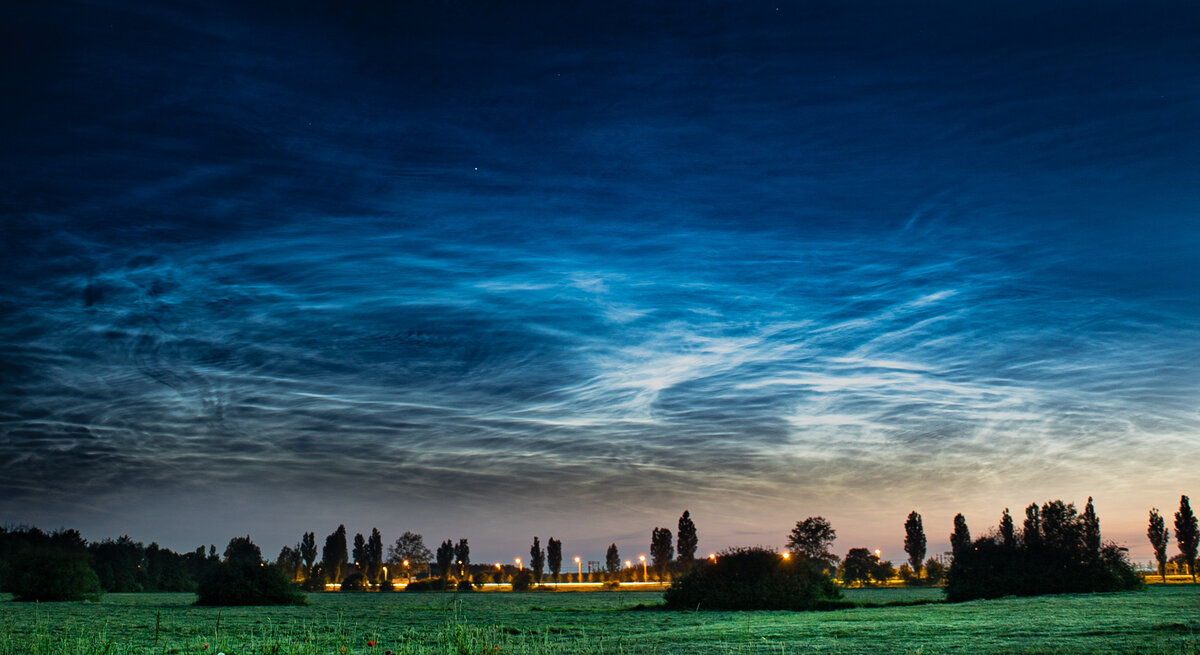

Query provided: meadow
[1,585,1197,655]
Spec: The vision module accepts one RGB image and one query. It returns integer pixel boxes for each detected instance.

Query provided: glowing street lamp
[782,552,790,560]
[575,556,582,580]
[639,554,647,580]
[515,557,522,570]
[708,553,716,562]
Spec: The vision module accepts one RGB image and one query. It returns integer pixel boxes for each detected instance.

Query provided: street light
[639,554,647,580]
[515,557,522,570]
[708,553,716,562]
[782,552,790,560]
[575,556,582,581]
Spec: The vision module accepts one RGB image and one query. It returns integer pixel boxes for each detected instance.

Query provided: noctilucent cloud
[2,1,1197,563]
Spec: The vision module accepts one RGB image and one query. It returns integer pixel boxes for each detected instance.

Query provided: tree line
[1,496,1192,603]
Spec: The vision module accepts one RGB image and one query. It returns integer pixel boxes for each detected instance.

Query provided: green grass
[0,585,1196,654]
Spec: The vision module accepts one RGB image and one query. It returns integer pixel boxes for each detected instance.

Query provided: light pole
[515,557,522,570]
[575,556,582,582]
[639,554,647,581]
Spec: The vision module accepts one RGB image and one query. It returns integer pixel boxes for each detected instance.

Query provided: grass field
[1,585,1196,654]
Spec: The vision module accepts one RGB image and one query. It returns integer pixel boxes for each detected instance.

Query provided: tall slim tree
[950,514,971,561]
[1082,497,1101,562]
[436,539,454,583]
[300,532,317,582]
[546,538,563,583]
[530,537,545,583]
[321,525,348,585]
[1147,508,1170,582]
[676,511,698,569]
[650,527,674,580]
[998,508,1016,549]
[786,517,838,571]
[1022,504,1042,549]
[1174,495,1198,582]
[903,511,926,577]
[454,538,470,579]
[605,543,620,576]
[352,533,368,572]
[367,528,384,585]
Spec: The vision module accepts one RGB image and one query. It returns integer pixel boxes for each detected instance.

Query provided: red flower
[367,641,376,647]
[202,646,209,651]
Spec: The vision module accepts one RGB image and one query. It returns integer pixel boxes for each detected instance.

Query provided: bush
[341,572,367,592]
[195,561,306,606]
[6,548,102,602]
[456,579,474,592]
[510,570,534,591]
[403,578,450,592]
[664,547,841,611]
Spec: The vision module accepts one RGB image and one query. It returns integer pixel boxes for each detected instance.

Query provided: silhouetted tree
[1175,495,1198,582]
[871,557,896,585]
[454,538,470,579]
[840,548,874,587]
[321,525,348,585]
[923,558,947,585]
[1082,497,1101,562]
[300,532,318,586]
[650,527,674,580]
[903,511,926,578]
[436,539,454,583]
[950,514,971,561]
[546,538,562,583]
[367,528,384,585]
[998,508,1016,549]
[786,517,838,572]
[224,535,263,565]
[1147,508,1170,582]
[1022,503,1042,549]
[387,532,433,574]
[352,533,368,578]
[530,537,545,583]
[276,545,302,581]
[677,511,698,569]
[605,543,620,576]
[1040,500,1078,551]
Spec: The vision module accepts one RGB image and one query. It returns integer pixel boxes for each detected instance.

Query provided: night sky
[2,1,1197,565]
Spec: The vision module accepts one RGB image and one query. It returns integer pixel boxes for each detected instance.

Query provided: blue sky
[1,0,1197,564]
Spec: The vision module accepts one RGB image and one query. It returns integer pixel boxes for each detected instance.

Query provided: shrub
[403,578,450,592]
[341,572,367,592]
[6,548,102,602]
[456,579,474,592]
[510,569,534,591]
[664,547,841,611]
[195,561,306,606]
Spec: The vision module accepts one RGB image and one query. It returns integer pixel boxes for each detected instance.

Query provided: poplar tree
[530,537,545,583]
[676,511,698,569]
[436,539,454,583]
[650,527,674,580]
[547,538,563,582]
[1147,508,1169,582]
[998,509,1015,548]
[1174,495,1198,582]
[605,543,620,575]
[903,511,926,576]
[454,539,470,579]
[367,528,384,584]
[321,525,348,585]
[950,514,971,561]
